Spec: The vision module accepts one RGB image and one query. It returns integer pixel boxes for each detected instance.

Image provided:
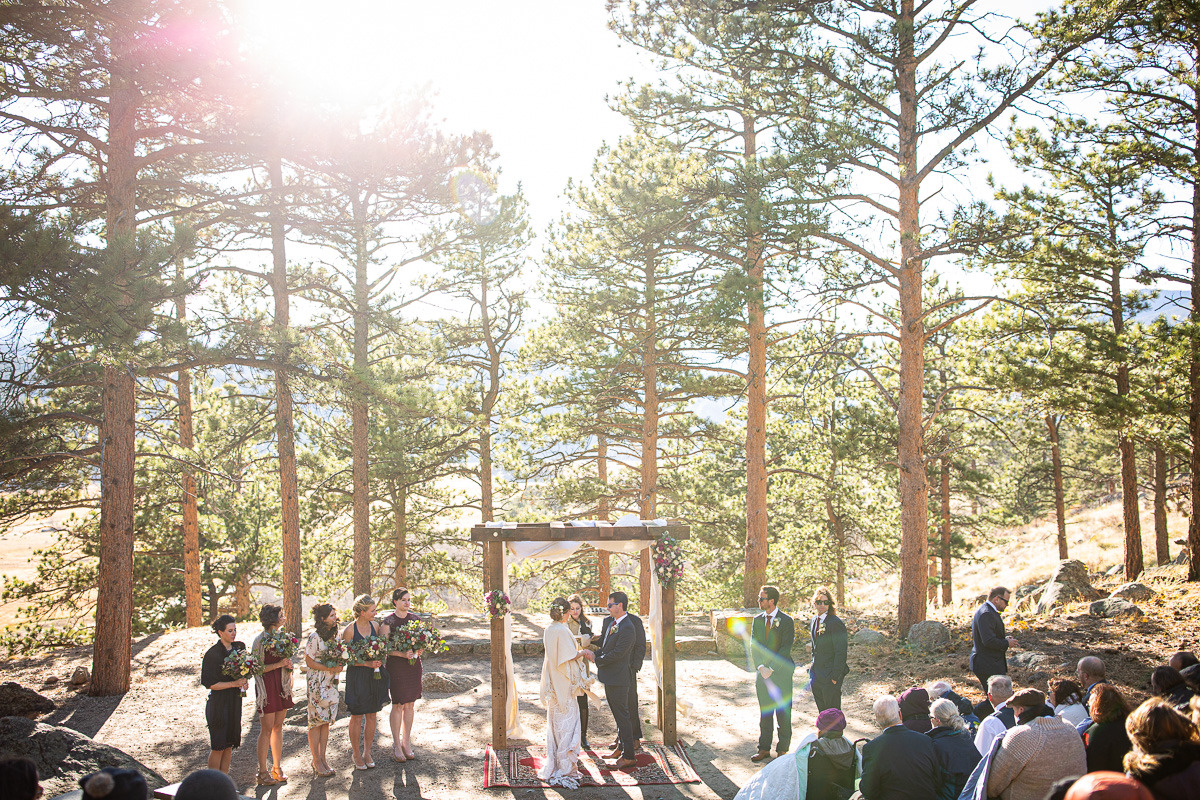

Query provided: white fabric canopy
[497,517,689,739]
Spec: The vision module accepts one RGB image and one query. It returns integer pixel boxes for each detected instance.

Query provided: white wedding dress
[538,620,588,788]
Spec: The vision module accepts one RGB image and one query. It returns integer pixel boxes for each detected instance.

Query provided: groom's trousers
[756,668,794,753]
[604,681,636,759]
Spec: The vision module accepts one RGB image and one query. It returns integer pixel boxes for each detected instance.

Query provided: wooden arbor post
[471,522,689,749]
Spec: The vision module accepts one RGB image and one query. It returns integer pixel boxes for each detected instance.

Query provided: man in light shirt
[974,674,1016,755]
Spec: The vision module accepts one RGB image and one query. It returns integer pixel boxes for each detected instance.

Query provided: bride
[539,596,591,788]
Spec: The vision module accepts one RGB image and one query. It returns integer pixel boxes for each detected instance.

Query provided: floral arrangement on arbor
[485,590,511,619]
[221,648,261,697]
[652,533,685,588]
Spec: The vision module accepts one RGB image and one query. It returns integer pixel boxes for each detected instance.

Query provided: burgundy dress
[260,651,295,714]
[384,613,423,705]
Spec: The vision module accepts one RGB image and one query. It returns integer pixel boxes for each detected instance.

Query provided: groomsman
[749,585,795,763]
[583,591,638,769]
[808,587,849,712]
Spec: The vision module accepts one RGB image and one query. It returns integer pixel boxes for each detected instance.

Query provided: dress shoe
[611,756,638,770]
[750,750,772,763]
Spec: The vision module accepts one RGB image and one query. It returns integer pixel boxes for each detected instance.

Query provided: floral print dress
[305,631,340,728]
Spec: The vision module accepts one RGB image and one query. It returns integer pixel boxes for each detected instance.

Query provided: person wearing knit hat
[176,768,239,800]
[79,767,147,800]
[1064,771,1154,800]
[816,708,847,734]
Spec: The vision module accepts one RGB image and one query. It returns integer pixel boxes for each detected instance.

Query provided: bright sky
[236,0,656,230]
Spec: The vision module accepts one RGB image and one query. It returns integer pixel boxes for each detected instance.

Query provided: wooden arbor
[470,521,690,749]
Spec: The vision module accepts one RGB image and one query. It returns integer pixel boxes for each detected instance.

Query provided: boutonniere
[771,617,780,630]
[818,622,827,637]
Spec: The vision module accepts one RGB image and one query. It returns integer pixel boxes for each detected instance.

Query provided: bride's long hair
[549,597,570,622]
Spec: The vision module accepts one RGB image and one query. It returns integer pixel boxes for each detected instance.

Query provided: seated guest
[986,689,1085,800]
[928,680,980,735]
[1083,684,1132,774]
[177,769,239,800]
[1123,698,1200,800]
[1150,666,1197,713]
[974,674,1016,755]
[1168,651,1198,673]
[1063,772,1153,800]
[1049,678,1089,728]
[0,758,41,800]
[926,698,981,800]
[79,768,147,800]
[898,686,932,733]
[860,695,942,800]
[1180,664,1200,695]
[731,708,859,800]
[1075,656,1109,734]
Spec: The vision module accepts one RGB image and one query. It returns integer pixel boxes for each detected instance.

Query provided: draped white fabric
[496,518,688,739]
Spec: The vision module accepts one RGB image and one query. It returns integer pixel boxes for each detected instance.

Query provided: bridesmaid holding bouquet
[200,615,248,774]
[304,603,343,777]
[250,604,294,786]
[382,587,423,762]
[342,594,387,770]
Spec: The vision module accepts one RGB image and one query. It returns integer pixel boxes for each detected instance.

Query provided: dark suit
[860,724,943,800]
[809,612,848,711]
[749,610,795,753]
[594,613,636,759]
[969,601,1008,692]
[600,613,646,742]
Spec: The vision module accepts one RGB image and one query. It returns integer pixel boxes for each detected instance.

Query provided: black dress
[344,621,388,715]
[201,640,245,751]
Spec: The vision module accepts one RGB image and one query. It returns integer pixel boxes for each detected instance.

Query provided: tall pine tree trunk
[392,485,407,586]
[640,257,658,613]
[92,34,138,696]
[1154,443,1169,566]
[1189,92,1200,582]
[742,112,769,608]
[941,452,952,606]
[1110,258,1143,580]
[177,281,202,628]
[271,158,302,634]
[1047,414,1069,559]
[895,0,929,637]
[351,191,371,597]
[479,244,500,593]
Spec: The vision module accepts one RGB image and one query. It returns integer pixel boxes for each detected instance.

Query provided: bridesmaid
[304,603,343,777]
[382,587,423,762]
[342,594,386,770]
[201,615,247,773]
[250,604,294,786]
[566,593,595,749]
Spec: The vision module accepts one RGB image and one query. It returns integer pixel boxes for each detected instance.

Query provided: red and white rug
[483,742,702,788]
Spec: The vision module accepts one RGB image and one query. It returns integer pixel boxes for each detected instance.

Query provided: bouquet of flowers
[315,638,349,686]
[264,629,299,660]
[389,622,448,665]
[348,635,386,680]
[652,532,685,588]
[221,648,261,697]
[485,590,510,618]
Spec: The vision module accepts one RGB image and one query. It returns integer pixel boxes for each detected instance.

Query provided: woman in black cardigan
[201,614,249,774]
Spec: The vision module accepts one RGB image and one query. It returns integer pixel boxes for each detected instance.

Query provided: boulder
[1036,560,1102,613]
[906,621,950,651]
[0,682,55,718]
[69,666,90,687]
[0,717,166,798]
[1010,651,1052,669]
[444,639,473,656]
[1110,582,1156,602]
[712,610,759,662]
[1089,598,1144,619]
[852,629,886,646]
[1015,584,1041,599]
[421,671,482,694]
[1105,564,1123,577]
[41,676,60,687]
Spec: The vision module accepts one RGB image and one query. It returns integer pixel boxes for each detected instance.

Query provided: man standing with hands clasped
[581,591,638,770]
[749,585,795,763]
[808,587,849,712]
[970,587,1018,694]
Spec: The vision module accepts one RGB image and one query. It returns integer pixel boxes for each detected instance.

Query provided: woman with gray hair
[927,698,981,800]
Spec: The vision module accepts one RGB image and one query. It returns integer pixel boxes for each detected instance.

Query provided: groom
[582,591,638,769]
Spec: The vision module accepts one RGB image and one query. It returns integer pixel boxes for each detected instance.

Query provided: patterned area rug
[483,742,702,788]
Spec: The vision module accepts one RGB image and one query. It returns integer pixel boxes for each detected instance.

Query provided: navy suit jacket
[594,613,635,686]
[600,612,646,673]
[809,612,849,683]
[969,602,1008,678]
[750,610,795,674]
[860,724,943,800]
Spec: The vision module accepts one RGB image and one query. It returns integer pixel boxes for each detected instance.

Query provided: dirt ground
[6,627,880,800]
